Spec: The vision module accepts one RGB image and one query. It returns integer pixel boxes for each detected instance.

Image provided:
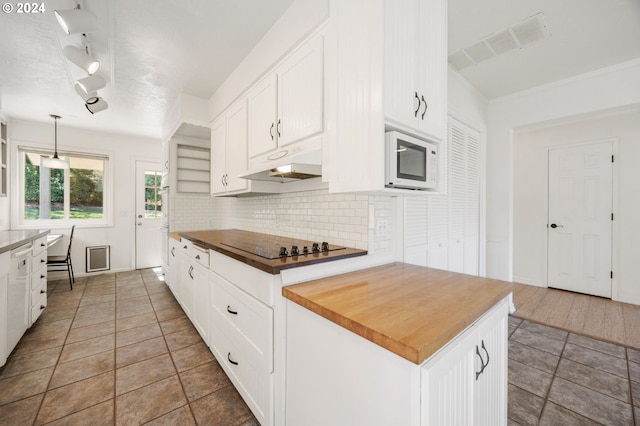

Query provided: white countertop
[0,230,51,254]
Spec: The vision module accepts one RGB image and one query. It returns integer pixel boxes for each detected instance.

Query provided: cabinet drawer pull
[188,265,194,279]
[195,254,200,260]
[475,340,490,380]
[270,122,275,140]
[414,91,421,117]
[40,305,46,310]
[277,119,281,137]
[227,352,239,366]
[41,274,46,279]
[226,305,238,315]
[41,259,46,263]
[40,289,46,294]
[183,245,188,249]
[171,247,175,256]
[41,243,46,247]
[421,95,428,119]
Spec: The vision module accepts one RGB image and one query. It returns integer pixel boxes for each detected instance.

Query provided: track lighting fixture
[73,82,99,104]
[85,97,108,114]
[54,5,98,35]
[41,115,69,169]
[77,74,106,94]
[63,45,99,74]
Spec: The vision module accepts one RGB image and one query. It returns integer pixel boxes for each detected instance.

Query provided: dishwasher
[8,242,32,356]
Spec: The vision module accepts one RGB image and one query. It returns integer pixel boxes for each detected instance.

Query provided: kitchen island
[283,262,513,425]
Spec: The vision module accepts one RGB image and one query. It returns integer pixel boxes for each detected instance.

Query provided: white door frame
[131,159,163,270]
[544,138,619,299]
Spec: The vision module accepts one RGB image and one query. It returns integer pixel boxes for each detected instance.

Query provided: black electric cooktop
[221,238,346,260]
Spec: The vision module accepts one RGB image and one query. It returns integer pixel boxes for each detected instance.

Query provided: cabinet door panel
[248,74,278,158]
[210,117,227,195]
[277,36,324,148]
[474,299,509,425]
[225,100,249,193]
[384,0,419,128]
[421,327,475,426]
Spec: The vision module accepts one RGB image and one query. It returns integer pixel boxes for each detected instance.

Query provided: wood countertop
[282,262,513,364]
[178,229,368,275]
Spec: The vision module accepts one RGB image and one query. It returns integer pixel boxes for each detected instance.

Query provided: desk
[47,234,63,248]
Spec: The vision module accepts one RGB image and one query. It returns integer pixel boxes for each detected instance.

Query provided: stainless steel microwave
[385,131,438,190]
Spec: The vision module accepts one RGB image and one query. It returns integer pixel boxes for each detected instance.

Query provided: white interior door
[135,161,163,269]
[547,142,613,297]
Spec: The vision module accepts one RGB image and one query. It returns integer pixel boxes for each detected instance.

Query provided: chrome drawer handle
[226,305,238,315]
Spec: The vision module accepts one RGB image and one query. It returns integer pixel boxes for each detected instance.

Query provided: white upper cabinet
[248,36,324,158]
[385,0,447,143]
[211,99,249,195]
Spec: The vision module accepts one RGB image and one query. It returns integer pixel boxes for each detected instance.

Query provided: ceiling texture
[0,0,639,139]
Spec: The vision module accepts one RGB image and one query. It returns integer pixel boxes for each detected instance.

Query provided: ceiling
[0,0,639,140]
[448,0,640,99]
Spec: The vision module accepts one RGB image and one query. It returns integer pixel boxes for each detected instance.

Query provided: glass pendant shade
[54,9,98,35]
[63,45,100,74]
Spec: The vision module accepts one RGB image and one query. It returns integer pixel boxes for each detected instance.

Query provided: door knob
[138,214,143,218]
[550,223,564,228]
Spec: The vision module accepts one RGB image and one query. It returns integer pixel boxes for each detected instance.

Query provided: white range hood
[239,138,322,183]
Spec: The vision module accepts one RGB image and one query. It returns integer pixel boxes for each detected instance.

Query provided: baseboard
[512,275,546,287]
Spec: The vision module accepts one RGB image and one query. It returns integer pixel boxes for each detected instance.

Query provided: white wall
[486,58,640,282]
[8,119,162,276]
[0,113,9,230]
[513,109,640,304]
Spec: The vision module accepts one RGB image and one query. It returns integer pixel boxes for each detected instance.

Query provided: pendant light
[42,115,69,169]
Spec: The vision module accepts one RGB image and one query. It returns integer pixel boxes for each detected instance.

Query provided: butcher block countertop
[178,229,367,274]
[282,262,513,364]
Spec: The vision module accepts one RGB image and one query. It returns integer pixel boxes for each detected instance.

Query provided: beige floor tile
[65,320,115,344]
[0,346,62,379]
[144,405,196,425]
[116,336,169,368]
[36,372,114,424]
[0,393,43,425]
[190,384,255,426]
[58,334,115,363]
[116,353,176,395]
[115,375,187,425]
[0,367,54,405]
[49,351,114,389]
[179,360,232,402]
[115,311,158,332]
[45,400,114,426]
[116,323,162,347]
[171,341,215,372]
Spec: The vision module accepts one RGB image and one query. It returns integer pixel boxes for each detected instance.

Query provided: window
[144,170,163,219]
[18,147,110,225]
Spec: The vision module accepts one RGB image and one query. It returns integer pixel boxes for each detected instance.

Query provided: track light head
[54,7,98,35]
[77,74,106,94]
[63,45,99,74]
[85,97,108,114]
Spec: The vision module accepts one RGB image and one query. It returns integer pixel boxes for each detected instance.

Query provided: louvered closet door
[464,128,480,275]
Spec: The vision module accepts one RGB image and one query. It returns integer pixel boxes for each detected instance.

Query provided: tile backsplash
[170,189,395,253]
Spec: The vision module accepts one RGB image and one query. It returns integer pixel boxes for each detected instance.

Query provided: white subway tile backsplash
[170,188,395,254]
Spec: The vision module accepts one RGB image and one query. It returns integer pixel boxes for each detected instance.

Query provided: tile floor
[3,270,640,425]
[0,269,257,425]
[508,316,640,425]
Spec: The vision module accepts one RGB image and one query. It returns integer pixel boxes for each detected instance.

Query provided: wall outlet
[375,219,388,237]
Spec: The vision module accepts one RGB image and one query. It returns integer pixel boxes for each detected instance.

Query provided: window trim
[12,142,114,229]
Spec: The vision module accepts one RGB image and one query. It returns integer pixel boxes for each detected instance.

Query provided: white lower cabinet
[30,236,48,326]
[208,263,275,426]
[286,295,510,426]
[0,251,9,366]
[166,238,180,299]
[178,240,210,343]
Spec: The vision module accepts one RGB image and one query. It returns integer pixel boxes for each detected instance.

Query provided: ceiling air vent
[448,12,551,71]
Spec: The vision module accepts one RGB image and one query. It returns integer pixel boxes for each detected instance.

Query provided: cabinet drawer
[210,321,272,424]
[211,273,273,372]
[180,239,210,267]
[32,235,48,256]
[31,269,47,294]
[31,292,47,323]
[33,250,48,271]
[31,274,47,303]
